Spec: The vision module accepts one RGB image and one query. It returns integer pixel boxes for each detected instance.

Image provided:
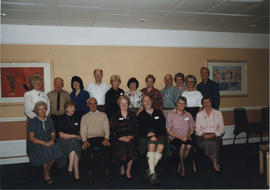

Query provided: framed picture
[208,60,247,96]
[0,62,51,103]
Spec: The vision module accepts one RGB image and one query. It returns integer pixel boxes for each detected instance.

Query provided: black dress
[105,87,125,120]
[56,113,82,168]
[110,111,138,165]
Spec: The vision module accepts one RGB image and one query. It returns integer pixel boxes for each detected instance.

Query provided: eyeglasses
[186,80,194,83]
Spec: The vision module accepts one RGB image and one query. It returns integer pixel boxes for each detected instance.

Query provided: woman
[105,74,125,120]
[110,96,138,180]
[56,101,81,181]
[195,96,224,173]
[174,73,187,95]
[182,75,203,120]
[28,101,62,184]
[166,96,194,179]
[125,77,143,114]
[140,74,162,110]
[70,76,90,118]
[137,95,167,185]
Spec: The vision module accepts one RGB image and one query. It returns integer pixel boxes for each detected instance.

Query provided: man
[196,67,220,110]
[86,69,109,112]
[47,77,70,134]
[161,74,180,118]
[80,98,112,184]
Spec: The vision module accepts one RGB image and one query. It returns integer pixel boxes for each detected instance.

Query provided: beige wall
[0,44,269,118]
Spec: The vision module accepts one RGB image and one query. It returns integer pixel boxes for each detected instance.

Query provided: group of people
[24,67,224,185]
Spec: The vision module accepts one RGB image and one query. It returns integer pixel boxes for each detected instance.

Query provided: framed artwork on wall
[0,62,51,103]
[207,60,248,96]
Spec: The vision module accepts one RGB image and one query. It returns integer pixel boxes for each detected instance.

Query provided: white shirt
[24,89,50,119]
[182,90,203,108]
[86,82,109,105]
[125,90,143,108]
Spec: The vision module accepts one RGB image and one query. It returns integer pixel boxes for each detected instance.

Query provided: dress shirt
[141,88,162,110]
[86,82,109,106]
[195,109,224,136]
[105,87,125,119]
[182,90,203,108]
[70,90,90,113]
[80,111,110,142]
[125,90,143,108]
[47,89,70,116]
[197,79,220,110]
[161,85,180,108]
[166,110,194,141]
[24,89,50,119]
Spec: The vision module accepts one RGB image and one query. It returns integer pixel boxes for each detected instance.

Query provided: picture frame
[207,60,248,96]
[0,62,51,103]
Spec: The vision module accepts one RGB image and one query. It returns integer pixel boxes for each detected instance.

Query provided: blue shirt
[70,90,90,113]
[161,85,180,109]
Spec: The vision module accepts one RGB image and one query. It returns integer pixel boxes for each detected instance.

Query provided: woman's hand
[150,136,157,141]
[43,140,54,147]
[147,132,155,137]
[118,136,131,142]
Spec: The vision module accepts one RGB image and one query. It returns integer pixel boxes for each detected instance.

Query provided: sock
[147,152,156,174]
[154,152,162,167]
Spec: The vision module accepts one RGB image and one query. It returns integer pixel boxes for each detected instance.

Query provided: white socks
[147,152,163,174]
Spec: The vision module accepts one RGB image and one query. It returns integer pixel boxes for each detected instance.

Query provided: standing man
[197,67,220,110]
[161,74,180,118]
[80,98,112,184]
[47,77,70,134]
[86,69,109,113]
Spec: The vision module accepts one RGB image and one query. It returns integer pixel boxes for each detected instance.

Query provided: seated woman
[195,96,224,173]
[137,95,167,185]
[166,96,194,179]
[70,76,90,119]
[105,74,125,120]
[125,77,143,115]
[182,74,203,120]
[110,96,138,180]
[56,100,81,181]
[28,101,62,184]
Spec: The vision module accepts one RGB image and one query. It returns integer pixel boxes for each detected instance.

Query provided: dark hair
[64,100,76,110]
[174,73,185,83]
[201,96,212,105]
[185,74,197,87]
[145,74,156,83]
[127,77,139,89]
[200,67,210,75]
[177,96,187,105]
[71,76,84,91]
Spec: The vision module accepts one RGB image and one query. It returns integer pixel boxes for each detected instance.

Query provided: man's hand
[102,139,111,147]
[82,141,90,150]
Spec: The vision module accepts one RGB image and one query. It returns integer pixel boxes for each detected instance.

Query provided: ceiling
[1,0,269,33]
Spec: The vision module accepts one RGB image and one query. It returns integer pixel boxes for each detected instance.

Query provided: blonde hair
[33,101,47,114]
[110,74,121,85]
[117,96,131,106]
[30,74,43,86]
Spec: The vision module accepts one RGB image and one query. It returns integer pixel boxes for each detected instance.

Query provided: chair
[233,108,263,144]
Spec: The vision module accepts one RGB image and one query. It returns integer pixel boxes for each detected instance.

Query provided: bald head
[87,97,98,112]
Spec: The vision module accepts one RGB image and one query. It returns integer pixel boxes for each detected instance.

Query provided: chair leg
[233,135,236,144]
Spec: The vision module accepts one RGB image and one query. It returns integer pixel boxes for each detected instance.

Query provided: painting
[0,63,51,103]
[208,61,247,96]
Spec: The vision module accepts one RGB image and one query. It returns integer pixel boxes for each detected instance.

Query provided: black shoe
[149,173,159,185]
[144,169,150,180]
[67,170,72,176]
[125,176,133,181]
[74,177,80,182]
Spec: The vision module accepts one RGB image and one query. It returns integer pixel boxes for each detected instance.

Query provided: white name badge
[154,116,159,120]
[119,117,124,120]
[74,123,78,126]
[184,117,189,121]
[120,92,123,95]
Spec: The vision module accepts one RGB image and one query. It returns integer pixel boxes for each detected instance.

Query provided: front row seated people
[28,101,62,184]
[195,96,224,173]
[137,95,167,185]
[80,97,112,184]
[166,96,195,179]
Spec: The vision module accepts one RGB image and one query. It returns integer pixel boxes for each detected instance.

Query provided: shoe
[179,167,186,180]
[88,175,94,185]
[149,173,159,185]
[104,173,112,183]
[144,169,150,180]
[213,168,223,175]
[44,178,53,185]
[125,175,133,181]
[74,177,80,182]
[67,170,72,176]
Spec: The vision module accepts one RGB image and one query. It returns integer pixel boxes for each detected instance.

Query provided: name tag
[184,117,189,121]
[154,116,159,120]
[74,123,78,126]
[119,117,124,120]
[120,92,123,96]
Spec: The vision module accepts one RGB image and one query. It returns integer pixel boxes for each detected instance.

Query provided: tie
[57,91,60,111]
